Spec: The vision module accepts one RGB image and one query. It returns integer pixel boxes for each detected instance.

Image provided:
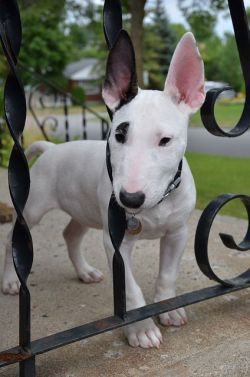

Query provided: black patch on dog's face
[115,122,129,143]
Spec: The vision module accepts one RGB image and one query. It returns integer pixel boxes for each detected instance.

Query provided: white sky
[95,0,250,37]
[164,0,250,36]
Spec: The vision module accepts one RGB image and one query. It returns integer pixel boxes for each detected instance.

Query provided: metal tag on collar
[127,215,142,235]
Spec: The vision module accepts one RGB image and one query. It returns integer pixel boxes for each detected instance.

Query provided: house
[63,58,103,101]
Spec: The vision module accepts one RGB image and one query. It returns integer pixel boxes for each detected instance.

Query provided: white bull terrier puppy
[2,31,205,348]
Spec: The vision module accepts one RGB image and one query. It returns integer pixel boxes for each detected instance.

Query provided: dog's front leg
[154,225,188,327]
[103,231,162,348]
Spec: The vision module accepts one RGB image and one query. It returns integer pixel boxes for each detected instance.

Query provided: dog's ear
[102,30,138,112]
[164,32,205,113]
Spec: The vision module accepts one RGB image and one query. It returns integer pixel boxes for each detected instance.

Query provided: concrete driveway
[0,167,250,377]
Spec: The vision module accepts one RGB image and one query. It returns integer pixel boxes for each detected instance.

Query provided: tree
[144,0,177,89]
[178,0,227,16]
[186,10,216,41]
[178,0,227,42]
[218,33,243,92]
[130,0,147,87]
[19,0,72,83]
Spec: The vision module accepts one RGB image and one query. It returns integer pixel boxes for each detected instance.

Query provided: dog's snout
[119,189,145,209]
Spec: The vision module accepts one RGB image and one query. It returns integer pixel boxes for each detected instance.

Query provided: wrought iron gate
[0,0,250,376]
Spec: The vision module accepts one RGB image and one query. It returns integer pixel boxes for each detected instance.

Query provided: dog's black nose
[119,189,145,209]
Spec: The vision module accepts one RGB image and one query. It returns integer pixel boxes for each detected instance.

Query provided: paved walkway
[0,167,250,376]
[187,128,250,157]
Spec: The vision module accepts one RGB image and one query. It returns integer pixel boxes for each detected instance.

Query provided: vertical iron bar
[0,118,3,165]
[82,106,87,140]
[101,119,105,140]
[63,93,69,142]
[20,357,36,377]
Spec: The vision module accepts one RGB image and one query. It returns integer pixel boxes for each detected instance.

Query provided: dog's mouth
[125,208,142,216]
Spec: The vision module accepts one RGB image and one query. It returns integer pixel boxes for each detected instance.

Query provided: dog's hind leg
[2,198,50,295]
[63,219,104,283]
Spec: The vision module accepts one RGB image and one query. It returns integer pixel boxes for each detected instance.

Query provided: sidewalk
[187,128,250,157]
[0,167,250,377]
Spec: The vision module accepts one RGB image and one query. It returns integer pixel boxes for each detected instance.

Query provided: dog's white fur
[2,32,205,349]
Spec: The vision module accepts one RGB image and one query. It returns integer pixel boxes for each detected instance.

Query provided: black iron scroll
[195,194,250,287]
[0,0,35,375]
[201,0,250,137]
[103,0,127,319]
[196,0,250,286]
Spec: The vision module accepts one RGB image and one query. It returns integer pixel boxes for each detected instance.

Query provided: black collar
[157,160,183,204]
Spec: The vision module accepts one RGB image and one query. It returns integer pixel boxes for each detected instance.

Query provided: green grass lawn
[190,101,244,128]
[186,152,250,219]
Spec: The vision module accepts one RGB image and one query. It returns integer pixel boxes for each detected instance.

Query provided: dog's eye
[159,137,171,146]
[115,132,126,144]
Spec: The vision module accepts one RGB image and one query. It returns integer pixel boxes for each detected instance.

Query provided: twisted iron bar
[0,0,35,374]
[103,0,127,319]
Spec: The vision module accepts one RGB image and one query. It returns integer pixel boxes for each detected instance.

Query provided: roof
[63,58,101,81]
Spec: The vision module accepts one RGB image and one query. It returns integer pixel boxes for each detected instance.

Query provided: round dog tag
[126,216,142,235]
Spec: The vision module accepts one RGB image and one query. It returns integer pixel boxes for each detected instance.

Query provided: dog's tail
[25,141,55,161]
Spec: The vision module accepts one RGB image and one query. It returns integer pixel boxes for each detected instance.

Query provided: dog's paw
[159,307,187,327]
[124,318,162,349]
[78,267,104,284]
[2,275,20,295]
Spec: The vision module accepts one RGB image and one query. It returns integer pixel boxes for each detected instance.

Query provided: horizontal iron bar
[0,280,249,368]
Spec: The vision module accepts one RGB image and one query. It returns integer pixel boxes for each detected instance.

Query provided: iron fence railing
[22,67,110,143]
[0,65,110,167]
[0,117,4,165]
[0,0,249,376]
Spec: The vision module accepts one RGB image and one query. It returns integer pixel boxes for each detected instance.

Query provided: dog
[2,31,205,348]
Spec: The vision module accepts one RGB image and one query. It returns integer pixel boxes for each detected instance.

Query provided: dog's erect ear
[164,32,205,113]
[102,30,138,112]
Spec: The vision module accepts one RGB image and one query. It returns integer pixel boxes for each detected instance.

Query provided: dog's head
[102,31,205,211]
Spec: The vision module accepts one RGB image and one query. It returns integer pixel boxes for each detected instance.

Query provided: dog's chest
[131,203,173,240]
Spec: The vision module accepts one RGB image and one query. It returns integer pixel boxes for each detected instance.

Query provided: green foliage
[199,36,223,83]
[178,0,227,15]
[217,33,243,92]
[72,85,86,104]
[144,0,177,89]
[19,0,72,83]
[67,1,107,76]
[186,10,216,41]
[170,23,187,40]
